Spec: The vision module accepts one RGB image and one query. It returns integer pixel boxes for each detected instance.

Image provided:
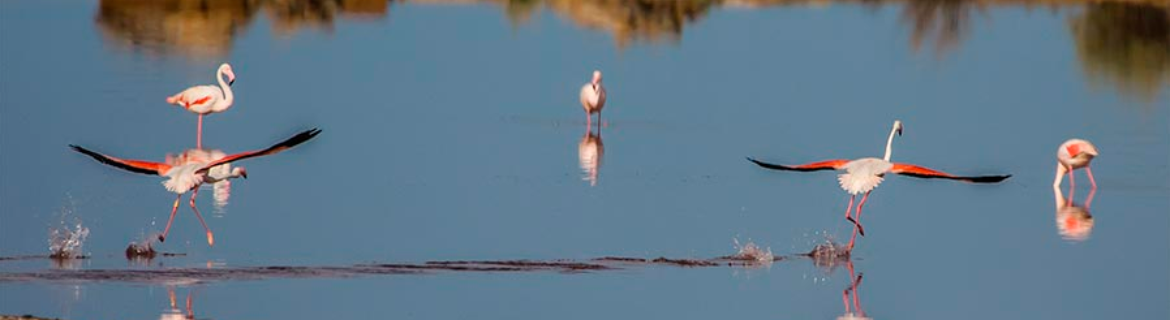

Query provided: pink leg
[848,192,871,251]
[188,188,214,247]
[196,114,203,149]
[855,191,871,236]
[585,112,592,128]
[159,194,182,242]
[1085,166,1097,189]
[1068,169,1075,189]
[842,286,851,314]
[843,195,856,245]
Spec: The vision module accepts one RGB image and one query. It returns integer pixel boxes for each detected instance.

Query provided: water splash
[806,238,851,271]
[731,238,775,265]
[48,203,89,260]
[126,234,159,261]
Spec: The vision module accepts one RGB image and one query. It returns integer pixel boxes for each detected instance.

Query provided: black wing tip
[280,128,323,148]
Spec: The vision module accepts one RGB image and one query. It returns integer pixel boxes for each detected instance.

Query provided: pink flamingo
[747,120,1010,251]
[579,70,607,127]
[70,129,321,246]
[1053,139,1098,189]
[167,63,236,149]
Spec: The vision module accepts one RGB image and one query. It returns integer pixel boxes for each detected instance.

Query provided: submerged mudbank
[0,251,813,284]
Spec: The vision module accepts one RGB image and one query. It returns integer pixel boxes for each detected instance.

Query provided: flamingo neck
[883,125,897,162]
[217,67,234,107]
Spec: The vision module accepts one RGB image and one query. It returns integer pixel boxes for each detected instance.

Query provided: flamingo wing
[746,158,848,172]
[196,128,322,174]
[891,163,1011,183]
[70,145,171,176]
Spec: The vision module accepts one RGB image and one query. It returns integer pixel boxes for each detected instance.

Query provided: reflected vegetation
[577,125,604,186]
[93,0,1168,100]
[1070,3,1170,101]
[1054,186,1095,241]
[900,0,985,57]
[95,0,389,60]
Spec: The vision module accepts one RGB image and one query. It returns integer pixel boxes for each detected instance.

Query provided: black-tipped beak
[229,78,236,86]
[241,172,248,179]
[897,127,903,136]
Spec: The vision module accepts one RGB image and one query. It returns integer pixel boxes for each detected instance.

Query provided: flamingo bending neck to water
[70,129,321,246]
[580,70,607,128]
[167,63,236,149]
[747,120,1010,251]
[1053,139,1098,190]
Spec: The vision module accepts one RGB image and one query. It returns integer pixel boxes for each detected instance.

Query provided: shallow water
[2,0,1168,319]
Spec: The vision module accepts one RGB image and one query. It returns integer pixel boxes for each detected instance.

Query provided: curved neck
[883,125,898,161]
[217,68,234,106]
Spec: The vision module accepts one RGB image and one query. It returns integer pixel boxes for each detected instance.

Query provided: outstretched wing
[746,157,848,172]
[70,145,171,176]
[891,163,1011,183]
[195,128,322,174]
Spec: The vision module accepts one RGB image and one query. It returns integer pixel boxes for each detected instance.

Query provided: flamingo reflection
[160,285,199,320]
[837,260,871,320]
[1055,186,1096,241]
[578,125,604,186]
[70,129,321,246]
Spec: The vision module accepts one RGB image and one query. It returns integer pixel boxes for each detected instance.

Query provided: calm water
[2,0,1169,319]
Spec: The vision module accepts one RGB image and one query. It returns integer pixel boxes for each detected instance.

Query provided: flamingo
[70,128,321,246]
[579,70,607,128]
[1053,139,1098,190]
[747,120,1011,251]
[167,63,236,149]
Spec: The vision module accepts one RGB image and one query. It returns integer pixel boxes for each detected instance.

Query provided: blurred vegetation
[1070,3,1170,101]
[95,0,1170,101]
[96,0,388,60]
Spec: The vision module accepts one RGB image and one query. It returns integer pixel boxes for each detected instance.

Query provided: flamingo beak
[241,171,248,179]
[897,126,903,136]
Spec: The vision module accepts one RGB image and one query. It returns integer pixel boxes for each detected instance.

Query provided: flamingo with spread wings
[70,129,321,246]
[747,121,1010,251]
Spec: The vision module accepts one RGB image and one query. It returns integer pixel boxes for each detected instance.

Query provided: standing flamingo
[1053,139,1098,189]
[579,70,607,128]
[70,129,321,246]
[167,63,236,149]
[747,120,1011,251]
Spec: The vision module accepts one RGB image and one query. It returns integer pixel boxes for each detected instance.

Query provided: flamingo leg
[188,188,215,246]
[848,192,872,251]
[1069,168,1076,189]
[186,290,194,319]
[159,194,182,242]
[1053,163,1067,188]
[852,273,865,316]
[844,195,857,242]
[855,191,871,236]
[842,284,851,314]
[1086,166,1097,189]
[196,114,204,149]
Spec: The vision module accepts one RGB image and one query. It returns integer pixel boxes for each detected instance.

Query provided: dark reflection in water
[900,0,985,57]
[1070,3,1170,101]
[93,0,1169,102]
[95,0,389,60]
[1054,186,1095,241]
